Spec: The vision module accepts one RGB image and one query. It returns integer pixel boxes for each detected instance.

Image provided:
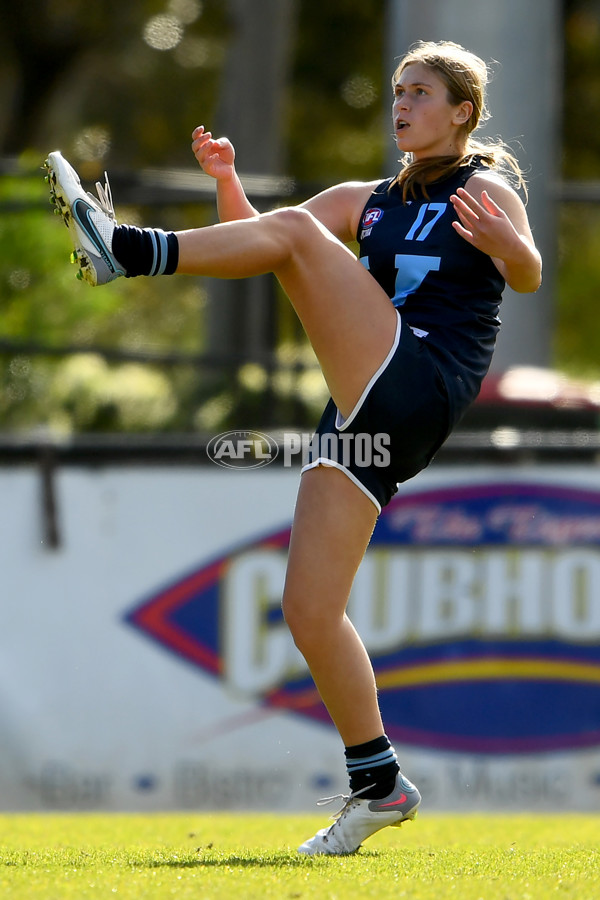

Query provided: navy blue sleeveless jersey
[357,158,505,426]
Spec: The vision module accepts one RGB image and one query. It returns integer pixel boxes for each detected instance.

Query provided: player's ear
[453,101,473,126]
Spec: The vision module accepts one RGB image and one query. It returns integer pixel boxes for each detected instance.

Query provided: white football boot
[298,772,421,856]
[45,150,126,286]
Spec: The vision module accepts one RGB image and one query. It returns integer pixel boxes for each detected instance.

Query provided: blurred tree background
[558,0,600,378]
[0,0,598,434]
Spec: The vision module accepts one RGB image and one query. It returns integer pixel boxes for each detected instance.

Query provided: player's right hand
[191,126,235,180]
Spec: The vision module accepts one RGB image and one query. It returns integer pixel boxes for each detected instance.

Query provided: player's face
[392,62,472,159]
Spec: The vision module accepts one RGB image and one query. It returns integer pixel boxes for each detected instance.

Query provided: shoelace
[88,173,117,220]
[316,783,375,819]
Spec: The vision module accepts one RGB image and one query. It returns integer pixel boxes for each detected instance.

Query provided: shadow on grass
[133,850,378,868]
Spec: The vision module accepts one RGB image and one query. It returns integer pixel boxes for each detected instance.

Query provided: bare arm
[451,173,542,294]
[191,125,377,241]
[191,125,259,221]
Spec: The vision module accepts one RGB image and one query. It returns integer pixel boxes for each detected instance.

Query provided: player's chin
[395,136,423,155]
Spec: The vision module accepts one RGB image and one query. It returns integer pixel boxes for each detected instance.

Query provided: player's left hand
[450,187,520,259]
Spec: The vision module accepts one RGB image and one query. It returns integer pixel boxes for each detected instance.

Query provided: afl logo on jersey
[362,207,384,227]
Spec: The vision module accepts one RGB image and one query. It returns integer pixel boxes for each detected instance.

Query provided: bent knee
[282,590,341,652]
[281,591,314,650]
[264,206,323,252]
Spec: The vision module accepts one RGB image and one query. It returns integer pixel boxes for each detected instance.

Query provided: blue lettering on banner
[125,481,600,754]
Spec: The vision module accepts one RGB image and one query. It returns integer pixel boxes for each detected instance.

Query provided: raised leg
[176,207,398,420]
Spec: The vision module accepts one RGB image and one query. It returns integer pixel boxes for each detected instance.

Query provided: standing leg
[282,465,381,745]
[285,466,421,856]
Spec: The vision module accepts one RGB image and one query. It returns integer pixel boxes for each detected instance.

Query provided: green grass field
[0,812,598,899]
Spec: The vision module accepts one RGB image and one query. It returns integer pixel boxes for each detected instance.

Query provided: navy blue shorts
[301,313,452,512]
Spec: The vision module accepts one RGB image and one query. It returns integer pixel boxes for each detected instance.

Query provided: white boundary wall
[1,463,599,811]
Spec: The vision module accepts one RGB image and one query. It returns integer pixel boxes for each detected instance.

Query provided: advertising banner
[1,464,599,811]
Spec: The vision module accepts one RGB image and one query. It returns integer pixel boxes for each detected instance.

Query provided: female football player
[46,40,541,855]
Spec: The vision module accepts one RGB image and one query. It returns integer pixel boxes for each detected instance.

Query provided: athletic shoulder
[464,169,522,203]
[463,168,530,222]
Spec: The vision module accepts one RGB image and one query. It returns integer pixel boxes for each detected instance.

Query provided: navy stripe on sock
[112,225,178,277]
[345,735,400,796]
[346,748,398,770]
